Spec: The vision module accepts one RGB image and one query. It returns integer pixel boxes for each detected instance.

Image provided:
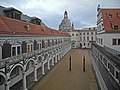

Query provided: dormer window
[4,7,22,20]
[11,45,21,56]
[30,17,41,25]
[113,25,119,30]
[108,14,112,18]
[27,43,33,53]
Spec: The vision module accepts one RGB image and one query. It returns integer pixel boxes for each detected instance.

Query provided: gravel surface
[32,49,98,90]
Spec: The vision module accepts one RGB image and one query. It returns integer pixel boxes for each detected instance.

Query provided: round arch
[9,63,23,75]
[25,58,35,70]
[26,58,35,67]
[44,53,49,60]
[0,71,7,83]
[37,55,42,63]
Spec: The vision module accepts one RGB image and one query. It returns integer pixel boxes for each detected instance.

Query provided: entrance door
[80,43,82,48]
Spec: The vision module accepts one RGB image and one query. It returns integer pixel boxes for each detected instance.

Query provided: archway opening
[0,75,6,90]
[26,60,35,88]
[44,53,49,72]
[10,66,23,90]
[37,56,42,78]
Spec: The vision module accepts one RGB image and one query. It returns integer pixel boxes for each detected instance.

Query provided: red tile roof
[0,16,70,37]
[100,8,120,33]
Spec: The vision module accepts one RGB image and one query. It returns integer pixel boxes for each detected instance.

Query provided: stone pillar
[52,58,54,66]
[48,60,50,70]
[5,63,10,90]
[55,55,57,63]
[23,70,27,90]
[42,63,45,75]
[34,64,38,81]
[58,54,60,60]
[5,81,10,90]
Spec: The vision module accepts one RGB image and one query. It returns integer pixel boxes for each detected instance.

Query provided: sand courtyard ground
[32,49,98,90]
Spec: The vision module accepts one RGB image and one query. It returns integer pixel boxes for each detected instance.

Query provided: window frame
[11,45,21,56]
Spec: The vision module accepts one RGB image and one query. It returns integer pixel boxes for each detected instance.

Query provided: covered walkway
[32,49,98,90]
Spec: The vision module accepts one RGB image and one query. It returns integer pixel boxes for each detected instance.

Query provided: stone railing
[104,46,120,59]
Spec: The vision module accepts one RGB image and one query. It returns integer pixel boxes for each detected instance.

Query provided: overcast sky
[0,0,120,29]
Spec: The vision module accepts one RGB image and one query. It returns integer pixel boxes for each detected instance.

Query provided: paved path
[32,49,98,90]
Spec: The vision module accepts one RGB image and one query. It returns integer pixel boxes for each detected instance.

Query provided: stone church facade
[59,11,74,32]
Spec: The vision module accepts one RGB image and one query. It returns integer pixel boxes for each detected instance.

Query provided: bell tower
[64,10,68,19]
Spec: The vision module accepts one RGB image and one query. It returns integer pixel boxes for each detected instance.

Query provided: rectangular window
[87,32,89,35]
[84,43,85,46]
[91,32,93,35]
[118,39,120,45]
[112,39,117,45]
[87,37,89,41]
[12,47,16,56]
[83,37,85,41]
[72,34,74,36]
[27,45,30,52]
[80,37,82,41]
[17,46,20,55]
[76,34,78,36]
[91,36,93,41]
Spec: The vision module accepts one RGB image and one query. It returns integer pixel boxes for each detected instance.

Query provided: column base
[34,79,38,82]
[42,72,45,75]
[23,88,28,90]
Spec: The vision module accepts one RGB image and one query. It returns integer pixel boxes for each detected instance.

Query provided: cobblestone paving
[32,49,98,90]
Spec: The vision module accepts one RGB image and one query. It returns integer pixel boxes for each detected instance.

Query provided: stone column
[58,54,60,60]
[5,81,10,90]
[23,70,27,90]
[34,64,38,81]
[55,55,57,63]
[52,58,54,66]
[42,63,45,75]
[48,60,50,70]
[5,63,10,90]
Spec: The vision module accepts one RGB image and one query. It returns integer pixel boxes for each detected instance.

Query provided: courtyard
[31,49,98,90]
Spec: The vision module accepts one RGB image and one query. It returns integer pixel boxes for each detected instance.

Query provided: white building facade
[68,27,97,48]
[91,6,120,90]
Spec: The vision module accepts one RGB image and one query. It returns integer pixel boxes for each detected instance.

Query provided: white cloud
[0,0,120,29]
